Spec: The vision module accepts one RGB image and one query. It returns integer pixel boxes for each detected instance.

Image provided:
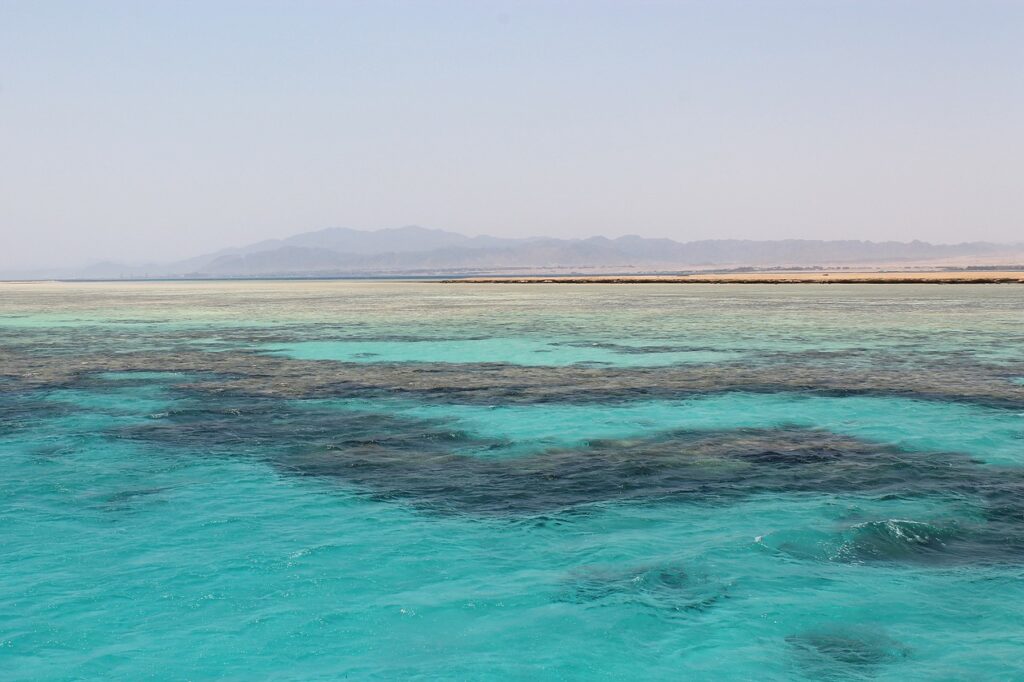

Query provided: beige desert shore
[442,271,1024,284]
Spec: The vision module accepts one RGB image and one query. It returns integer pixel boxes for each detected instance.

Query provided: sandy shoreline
[442,271,1024,284]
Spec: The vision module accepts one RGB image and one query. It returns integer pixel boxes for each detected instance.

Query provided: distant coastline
[7,226,1024,281]
[442,271,1024,284]
[5,270,1024,285]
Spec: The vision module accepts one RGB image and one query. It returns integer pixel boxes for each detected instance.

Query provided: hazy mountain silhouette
[6,226,1023,279]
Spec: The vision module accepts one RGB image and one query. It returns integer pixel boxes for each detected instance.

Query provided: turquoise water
[2,281,1024,679]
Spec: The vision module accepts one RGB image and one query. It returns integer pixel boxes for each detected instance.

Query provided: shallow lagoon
[2,281,1024,679]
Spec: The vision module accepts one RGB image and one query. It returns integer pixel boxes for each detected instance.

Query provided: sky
[1,1,1023,269]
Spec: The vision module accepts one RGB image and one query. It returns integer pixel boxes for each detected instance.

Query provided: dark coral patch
[110,392,1024,565]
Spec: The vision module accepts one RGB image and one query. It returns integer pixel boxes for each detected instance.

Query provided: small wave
[758,519,960,565]
[836,519,955,563]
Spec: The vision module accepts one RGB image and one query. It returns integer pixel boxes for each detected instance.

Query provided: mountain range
[8,226,1024,279]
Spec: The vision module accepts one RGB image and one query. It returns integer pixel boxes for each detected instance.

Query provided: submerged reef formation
[111,393,1024,565]
[3,283,1024,678]
[3,345,1023,409]
[787,626,912,676]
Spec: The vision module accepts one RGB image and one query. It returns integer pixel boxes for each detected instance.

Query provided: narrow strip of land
[442,271,1024,284]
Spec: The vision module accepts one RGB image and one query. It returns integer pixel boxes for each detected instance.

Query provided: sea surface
[2,281,1023,680]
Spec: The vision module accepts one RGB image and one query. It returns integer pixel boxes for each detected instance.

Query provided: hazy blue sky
[2,1,1022,268]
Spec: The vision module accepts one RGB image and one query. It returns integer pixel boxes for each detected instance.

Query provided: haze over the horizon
[2,1,1023,269]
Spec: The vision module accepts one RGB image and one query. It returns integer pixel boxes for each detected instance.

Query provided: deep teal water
[2,282,1024,680]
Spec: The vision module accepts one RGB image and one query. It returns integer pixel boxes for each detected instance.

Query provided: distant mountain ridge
[6,226,1023,279]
